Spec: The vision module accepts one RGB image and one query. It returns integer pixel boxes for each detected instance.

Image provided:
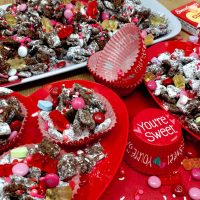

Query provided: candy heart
[49,110,70,132]
[57,25,73,39]
[10,146,28,159]
[37,100,53,111]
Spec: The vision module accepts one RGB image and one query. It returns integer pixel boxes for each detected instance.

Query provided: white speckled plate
[0,1,181,87]
[141,0,182,44]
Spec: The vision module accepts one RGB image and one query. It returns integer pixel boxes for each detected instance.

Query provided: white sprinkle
[31,112,38,117]
[120,196,125,200]
[118,177,125,181]
[163,195,167,200]
[172,194,176,198]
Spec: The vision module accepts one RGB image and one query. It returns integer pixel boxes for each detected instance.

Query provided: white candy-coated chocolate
[18,46,28,57]
[8,68,17,76]
[8,75,19,82]
[176,95,189,108]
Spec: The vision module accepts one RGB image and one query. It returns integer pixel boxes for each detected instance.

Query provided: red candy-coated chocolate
[162,77,173,86]
[93,112,105,124]
[57,61,66,68]
[87,1,98,19]
[10,120,22,131]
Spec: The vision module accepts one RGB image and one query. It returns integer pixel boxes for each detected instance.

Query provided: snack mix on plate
[145,49,200,135]
[0,138,105,200]
[38,83,115,144]
[0,90,25,147]
[0,0,168,84]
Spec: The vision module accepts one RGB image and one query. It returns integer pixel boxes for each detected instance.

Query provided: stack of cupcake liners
[87,23,147,97]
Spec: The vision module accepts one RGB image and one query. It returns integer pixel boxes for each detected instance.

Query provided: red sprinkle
[69,180,75,189]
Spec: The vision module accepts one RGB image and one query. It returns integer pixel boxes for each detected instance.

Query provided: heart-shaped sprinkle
[37,100,53,111]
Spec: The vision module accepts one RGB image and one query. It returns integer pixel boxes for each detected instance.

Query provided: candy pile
[0,0,168,84]
[0,138,105,199]
[145,48,200,135]
[0,87,25,153]
[38,83,116,146]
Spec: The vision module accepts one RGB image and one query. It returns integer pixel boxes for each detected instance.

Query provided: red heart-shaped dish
[145,41,200,141]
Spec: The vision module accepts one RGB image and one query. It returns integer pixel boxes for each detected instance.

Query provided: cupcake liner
[87,51,145,97]
[109,44,147,87]
[95,23,142,82]
[38,90,117,147]
[0,99,27,155]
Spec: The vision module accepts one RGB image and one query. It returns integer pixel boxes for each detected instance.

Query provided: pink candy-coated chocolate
[45,173,59,188]
[148,176,161,189]
[141,30,147,38]
[101,12,109,21]
[191,168,200,181]
[50,20,57,26]
[132,17,138,23]
[12,163,29,176]
[188,187,200,200]
[64,9,73,19]
[66,3,74,10]
[18,4,27,12]
[146,80,157,91]
[71,97,85,110]
[8,131,18,141]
